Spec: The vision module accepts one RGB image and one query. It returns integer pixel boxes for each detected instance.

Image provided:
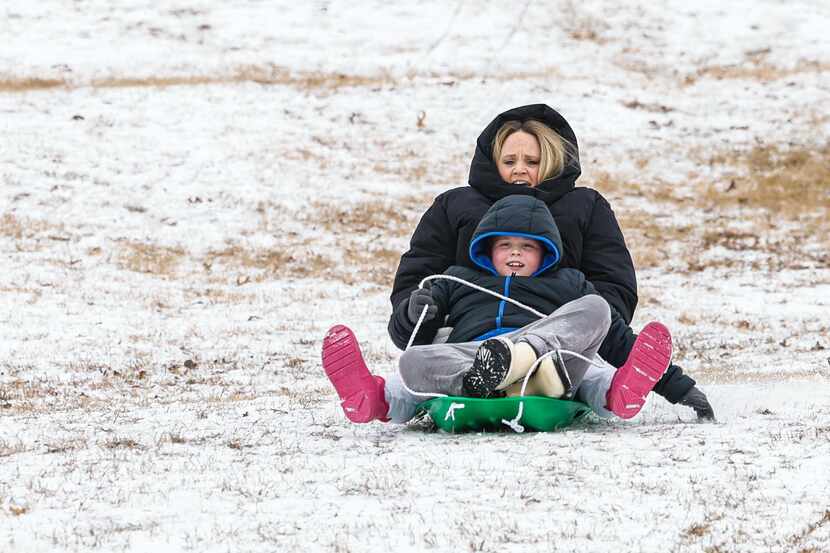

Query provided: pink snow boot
[606,321,673,420]
[322,325,389,423]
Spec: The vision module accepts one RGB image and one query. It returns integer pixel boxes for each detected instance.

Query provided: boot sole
[463,338,511,398]
[321,325,382,423]
[607,321,672,419]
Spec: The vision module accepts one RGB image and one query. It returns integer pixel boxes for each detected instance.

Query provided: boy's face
[490,236,543,277]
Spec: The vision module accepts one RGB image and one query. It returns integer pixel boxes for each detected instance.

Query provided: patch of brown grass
[684,523,711,538]
[372,161,428,182]
[621,99,675,113]
[118,241,186,276]
[104,437,144,450]
[560,1,610,44]
[342,246,402,287]
[309,199,415,237]
[587,171,688,204]
[92,76,224,89]
[205,246,336,280]
[186,286,256,304]
[1,64,572,96]
[0,65,396,94]
[231,65,395,90]
[0,78,64,92]
[684,59,830,86]
[0,378,58,413]
[588,137,830,273]
[0,439,31,458]
[208,390,256,403]
[8,502,30,516]
[158,432,189,445]
[789,510,830,550]
[677,312,698,326]
[45,439,87,454]
[0,213,62,243]
[687,232,827,273]
[701,143,830,217]
[0,213,24,238]
[615,208,694,270]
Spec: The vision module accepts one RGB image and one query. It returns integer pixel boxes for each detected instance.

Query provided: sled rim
[417,395,592,433]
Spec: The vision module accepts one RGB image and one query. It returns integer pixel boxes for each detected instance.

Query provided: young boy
[323,196,675,425]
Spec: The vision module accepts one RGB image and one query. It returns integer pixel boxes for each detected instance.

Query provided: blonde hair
[492,120,572,182]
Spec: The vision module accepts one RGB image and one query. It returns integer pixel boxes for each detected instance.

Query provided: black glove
[678,386,715,421]
[407,285,438,324]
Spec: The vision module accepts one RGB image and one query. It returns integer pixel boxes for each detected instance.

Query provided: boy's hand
[678,386,715,421]
[407,285,438,324]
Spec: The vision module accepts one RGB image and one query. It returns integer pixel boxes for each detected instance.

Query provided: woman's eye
[502,160,514,166]
[527,160,539,166]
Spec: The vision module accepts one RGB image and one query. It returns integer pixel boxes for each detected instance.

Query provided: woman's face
[496,131,541,187]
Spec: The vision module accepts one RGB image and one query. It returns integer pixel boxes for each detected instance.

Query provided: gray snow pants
[384,294,617,423]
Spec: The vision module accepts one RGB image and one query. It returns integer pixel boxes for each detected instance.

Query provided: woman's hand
[407,285,438,324]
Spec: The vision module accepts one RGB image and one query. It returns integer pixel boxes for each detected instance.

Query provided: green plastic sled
[417,396,592,433]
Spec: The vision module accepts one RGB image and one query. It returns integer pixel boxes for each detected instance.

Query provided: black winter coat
[388,104,695,402]
[390,104,637,323]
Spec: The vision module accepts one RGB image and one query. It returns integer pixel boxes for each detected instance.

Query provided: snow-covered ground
[2,1,829,551]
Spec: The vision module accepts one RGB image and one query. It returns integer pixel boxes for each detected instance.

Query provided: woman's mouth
[511,180,530,186]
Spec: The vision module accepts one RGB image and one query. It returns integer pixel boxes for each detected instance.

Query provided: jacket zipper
[495,274,513,329]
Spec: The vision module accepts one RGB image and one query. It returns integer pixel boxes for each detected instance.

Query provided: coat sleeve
[389,196,457,308]
[652,363,697,403]
[581,194,638,324]
[560,273,636,366]
[574,282,637,368]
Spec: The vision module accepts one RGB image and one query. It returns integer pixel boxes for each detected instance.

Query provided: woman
[388,104,713,419]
